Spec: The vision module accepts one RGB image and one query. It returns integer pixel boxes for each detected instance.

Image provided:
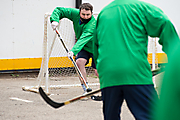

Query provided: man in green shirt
[155,43,180,120]
[50,3,97,93]
[93,0,180,119]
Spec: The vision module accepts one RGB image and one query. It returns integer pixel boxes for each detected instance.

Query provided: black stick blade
[152,67,165,76]
[39,87,64,108]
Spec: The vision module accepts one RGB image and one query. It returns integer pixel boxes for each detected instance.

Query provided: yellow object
[0,57,92,71]
[0,53,166,71]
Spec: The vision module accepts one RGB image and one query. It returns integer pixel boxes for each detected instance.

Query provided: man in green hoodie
[50,3,97,93]
[93,0,180,119]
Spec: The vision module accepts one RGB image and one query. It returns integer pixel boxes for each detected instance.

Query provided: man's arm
[71,30,93,55]
[70,20,96,55]
[144,3,180,56]
[50,7,79,23]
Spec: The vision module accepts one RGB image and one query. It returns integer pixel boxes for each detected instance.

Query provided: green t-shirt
[50,7,96,55]
[154,43,180,120]
[93,0,179,89]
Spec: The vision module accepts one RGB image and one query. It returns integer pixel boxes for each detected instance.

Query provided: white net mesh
[22,13,96,94]
[148,37,158,70]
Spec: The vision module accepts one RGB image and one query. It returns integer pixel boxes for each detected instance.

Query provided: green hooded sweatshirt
[93,0,180,89]
[50,7,96,55]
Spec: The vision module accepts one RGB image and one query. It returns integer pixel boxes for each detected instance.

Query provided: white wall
[0,0,179,59]
[0,0,75,59]
[82,0,114,13]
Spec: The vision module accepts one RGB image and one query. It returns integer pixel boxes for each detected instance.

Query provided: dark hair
[79,3,93,12]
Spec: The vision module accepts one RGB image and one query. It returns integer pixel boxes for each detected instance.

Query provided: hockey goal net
[22,13,95,94]
[22,13,158,93]
[148,37,159,70]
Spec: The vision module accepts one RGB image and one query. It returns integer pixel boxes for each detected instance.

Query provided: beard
[80,17,92,24]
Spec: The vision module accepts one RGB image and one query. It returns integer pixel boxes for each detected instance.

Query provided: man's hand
[51,21,59,30]
[67,51,74,59]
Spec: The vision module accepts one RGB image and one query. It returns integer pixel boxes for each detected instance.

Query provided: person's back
[94,0,179,119]
[94,0,179,89]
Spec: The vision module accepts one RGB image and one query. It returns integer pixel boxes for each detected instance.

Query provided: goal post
[148,37,159,88]
[22,13,76,94]
[22,13,95,94]
[148,37,159,70]
[22,12,159,94]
